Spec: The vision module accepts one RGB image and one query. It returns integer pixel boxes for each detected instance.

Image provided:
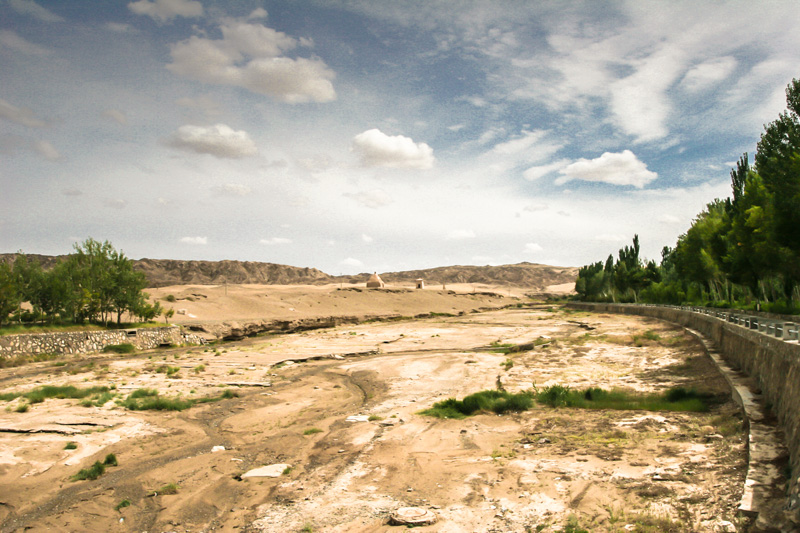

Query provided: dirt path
[0,306,763,532]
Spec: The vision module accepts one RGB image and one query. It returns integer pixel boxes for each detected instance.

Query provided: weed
[153,483,179,496]
[501,358,514,371]
[368,414,383,421]
[15,402,29,413]
[64,441,78,450]
[303,428,323,435]
[193,364,206,373]
[420,389,534,419]
[103,453,118,466]
[301,524,314,533]
[282,466,293,475]
[535,385,711,412]
[563,514,589,533]
[71,461,105,481]
[101,343,136,354]
[115,499,131,511]
[220,389,239,399]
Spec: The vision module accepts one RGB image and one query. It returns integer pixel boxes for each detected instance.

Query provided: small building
[366,272,385,288]
[415,278,425,289]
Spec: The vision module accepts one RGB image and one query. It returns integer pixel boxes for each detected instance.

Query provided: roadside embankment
[568,302,800,526]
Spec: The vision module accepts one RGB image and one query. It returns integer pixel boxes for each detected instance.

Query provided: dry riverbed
[0,306,757,532]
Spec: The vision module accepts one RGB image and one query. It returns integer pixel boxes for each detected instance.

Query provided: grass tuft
[70,461,106,481]
[101,343,136,354]
[115,499,131,511]
[420,389,534,419]
[303,428,323,435]
[535,385,712,412]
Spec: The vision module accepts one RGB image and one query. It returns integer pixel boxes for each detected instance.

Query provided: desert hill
[0,254,576,290]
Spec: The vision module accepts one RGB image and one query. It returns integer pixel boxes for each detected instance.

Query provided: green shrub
[420,390,534,419]
[15,402,30,413]
[64,441,78,450]
[154,483,179,495]
[103,453,118,466]
[71,461,105,481]
[115,499,131,511]
[102,343,136,354]
[303,428,323,435]
[535,385,711,412]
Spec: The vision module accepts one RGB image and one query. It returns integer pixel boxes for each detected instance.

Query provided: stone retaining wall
[0,326,204,357]
[568,302,800,516]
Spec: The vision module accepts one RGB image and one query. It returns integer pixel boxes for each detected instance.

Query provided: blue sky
[2,0,799,274]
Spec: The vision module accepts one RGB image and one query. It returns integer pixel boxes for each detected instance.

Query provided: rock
[211,445,226,452]
[346,415,370,422]
[241,464,290,478]
[538,438,551,444]
[388,507,437,526]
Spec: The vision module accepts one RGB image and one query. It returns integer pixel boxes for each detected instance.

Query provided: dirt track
[0,305,756,532]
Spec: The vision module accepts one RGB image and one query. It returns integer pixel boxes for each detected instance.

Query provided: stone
[241,464,290,478]
[211,445,226,452]
[388,507,437,526]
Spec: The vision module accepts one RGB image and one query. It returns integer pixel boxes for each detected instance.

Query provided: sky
[2,0,800,275]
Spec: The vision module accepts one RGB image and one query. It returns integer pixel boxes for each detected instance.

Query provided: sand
[0,293,766,532]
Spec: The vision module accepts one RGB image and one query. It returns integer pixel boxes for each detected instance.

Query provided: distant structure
[415,278,425,289]
[366,272,385,288]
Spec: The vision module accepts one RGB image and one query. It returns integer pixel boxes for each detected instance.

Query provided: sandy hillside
[145,281,573,325]
[0,304,779,532]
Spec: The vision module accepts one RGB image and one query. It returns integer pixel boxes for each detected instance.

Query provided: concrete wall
[568,302,800,513]
[0,326,203,357]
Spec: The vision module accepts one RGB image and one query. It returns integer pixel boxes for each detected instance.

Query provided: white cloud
[680,56,737,92]
[128,0,203,23]
[33,140,60,161]
[361,234,374,243]
[166,124,258,159]
[523,160,570,181]
[340,257,363,267]
[351,129,434,169]
[167,20,336,103]
[523,243,543,254]
[448,124,466,132]
[595,234,627,242]
[8,0,63,22]
[447,229,476,240]
[180,236,207,245]
[556,150,657,188]
[492,130,546,155]
[0,30,51,55]
[102,109,128,125]
[248,8,268,20]
[658,214,681,224]
[213,183,252,196]
[344,189,393,209]
[260,237,291,245]
[0,98,47,127]
[523,203,548,212]
[104,199,127,209]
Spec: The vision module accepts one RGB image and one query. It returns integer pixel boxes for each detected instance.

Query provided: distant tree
[0,263,21,326]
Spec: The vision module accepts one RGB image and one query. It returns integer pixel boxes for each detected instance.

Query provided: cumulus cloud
[260,237,291,245]
[102,109,128,125]
[128,0,203,23]
[340,257,363,267]
[556,150,657,188]
[680,56,737,92]
[351,129,434,169]
[447,229,476,240]
[8,0,63,22]
[213,183,252,196]
[0,98,48,127]
[180,236,207,245]
[167,20,336,103]
[34,140,60,160]
[0,30,51,55]
[343,189,393,209]
[166,124,258,159]
[523,160,570,181]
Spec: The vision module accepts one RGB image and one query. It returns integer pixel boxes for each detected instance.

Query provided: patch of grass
[220,389,239,399]
[121,388,239,411]
[193,364,206,373]
[488,341,516,354]
[153,483,179,496]
[103,453,118,466]
[420,389,534,419]
[64,441,78,450]
[282,466,293,475]
[535,385,712,412]
[2,385,111,405]
[115,499,131,511]
[368,414,383,421]
[0,352,64,369]
[15,402,30,412]
[70,461,106,481]
[303,428,323,435]
[101,343,136,354]
[563,514,589,533]
[501,358,514,371]
[156,365,180,376]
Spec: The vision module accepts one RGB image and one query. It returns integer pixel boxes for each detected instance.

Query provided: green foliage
[71,461,106,481]
[576,77,800,311]
[103,453,118,466]
[64,441,78,450]
[535,385,711,412]
[101,343,136,354]
[420,390,534,419]
[303,428,323,435]
[153,483,179,495]
[0,385,111,405]
[115,499,131,511]
[120,388,238,411]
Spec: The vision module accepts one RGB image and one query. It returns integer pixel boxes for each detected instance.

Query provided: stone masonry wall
[568,302,800,513]
[0,326,203,357]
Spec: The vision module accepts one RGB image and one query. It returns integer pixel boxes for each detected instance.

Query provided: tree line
[576,78,800,314]
[0,238,163,327]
